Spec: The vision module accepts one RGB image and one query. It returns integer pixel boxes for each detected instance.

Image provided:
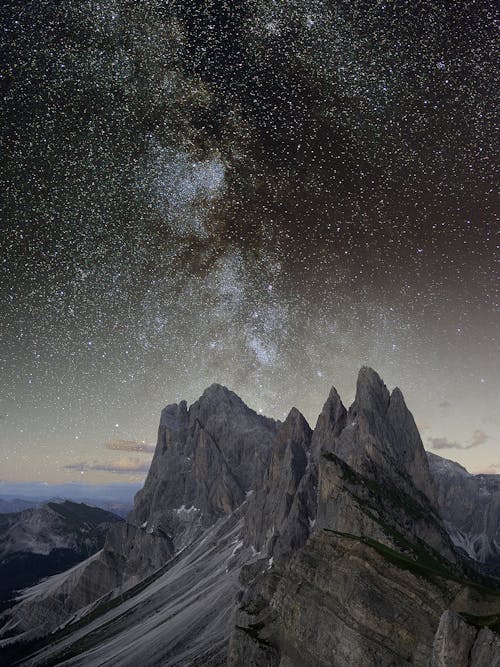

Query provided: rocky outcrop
[310,385,347,460]
[470,627,500,666]
[333,370,437,506]
[429,610,479,666]
[131,385,279,548]
[428,452,500,569]
[429,609,500,666]
[230,531,462,667]
[313,369,457,563]
[244,407,314,556]
[229,369,500,666]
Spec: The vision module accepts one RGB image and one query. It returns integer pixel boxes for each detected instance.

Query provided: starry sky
[1,0,498,484]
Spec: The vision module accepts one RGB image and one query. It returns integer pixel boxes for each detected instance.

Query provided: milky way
[1,1,498,482]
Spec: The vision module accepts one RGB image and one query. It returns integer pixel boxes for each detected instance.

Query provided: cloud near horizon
[470,430,490,447]
[65,457,151,475]
[429,429,490,451]
[103,439,156,453]
[428,436,463,450]
[473,462,500,475]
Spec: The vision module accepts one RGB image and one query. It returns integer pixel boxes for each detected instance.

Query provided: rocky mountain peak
[280,407,311,446]
[159,400,188,429]
[350,366,390,419]
[328,370,437,504]
[244,407,314,556]
[131,384,279,548]
[428,452,500,568]
[196,383,245,412]
[310,384,347,459]
[312,370,455,562]
[427,451,470,477]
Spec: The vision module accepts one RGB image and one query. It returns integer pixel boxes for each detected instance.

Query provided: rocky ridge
[428,451,500,570]
[228,369,500,666]
[0,501,121,608]
[1,368,499,666]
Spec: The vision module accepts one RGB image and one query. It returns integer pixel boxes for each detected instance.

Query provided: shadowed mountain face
[0,369,499,666]
[427,452,500,570]
[0,501,122,608]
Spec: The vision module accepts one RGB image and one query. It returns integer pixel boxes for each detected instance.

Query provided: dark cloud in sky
[470,429,490,448]
[429,430,491,451]
[429,437,463,450]
[65,458,151,475]
[104,439,156,453]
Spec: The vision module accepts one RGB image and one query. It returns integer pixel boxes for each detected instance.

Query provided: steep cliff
[229,369,500,666]
[428,452,500,570]
[0,384,278,650]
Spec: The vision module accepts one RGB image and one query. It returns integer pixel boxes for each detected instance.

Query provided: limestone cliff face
[229,520,499,666]
[334,369,437,507]
[311,368,457,563]
[429,610,500,667]
[0,384,279,644]
[229,369,500,666]
[230,531,463,667]
[310,385,347,461]
[244,407,314,557]
[427,452,500,570]
[131,385,279,548]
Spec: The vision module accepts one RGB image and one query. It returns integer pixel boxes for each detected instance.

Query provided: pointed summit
[331,369,438,507]
[197,383,248,413]
[193,383,277,430]
[244,407,313,555]
[132,384,279,545]
[314,369,453,560]
[311,385,347,459]
[281,407,311,446]
[159,400,188,429]
[350,366,390,421]
[200,382,238,400]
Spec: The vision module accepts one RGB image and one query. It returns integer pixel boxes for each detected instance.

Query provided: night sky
[1,0,498,484]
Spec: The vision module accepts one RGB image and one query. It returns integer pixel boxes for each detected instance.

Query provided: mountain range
[0,501,122,611]
[0,368,498,665]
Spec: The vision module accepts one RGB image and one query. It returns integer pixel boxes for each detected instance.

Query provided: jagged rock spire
[310,385,347,459]
[244,406,313,556]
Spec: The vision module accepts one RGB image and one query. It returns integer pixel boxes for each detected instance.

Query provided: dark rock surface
[0,501,121,607]
[428,451,500,570]
[244,407,314,557]
[429,609,500,667]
